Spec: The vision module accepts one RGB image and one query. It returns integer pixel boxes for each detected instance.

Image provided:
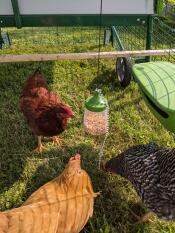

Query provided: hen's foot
[129,208,153,224]
[34,144,45,153]
[52,136,62,146]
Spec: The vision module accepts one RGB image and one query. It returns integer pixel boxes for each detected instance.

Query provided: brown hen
[20,68,74,152]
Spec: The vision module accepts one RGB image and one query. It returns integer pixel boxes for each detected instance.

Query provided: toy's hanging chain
[98,100,109,169]
[97,0,103,77]
[97,0,109,169]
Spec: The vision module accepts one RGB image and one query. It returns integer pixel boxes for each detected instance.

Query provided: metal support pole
[111,26,125,51]
[11,0,22,28]
[110,27,114,48]
[146,16,153,62]
[0,28,4,49]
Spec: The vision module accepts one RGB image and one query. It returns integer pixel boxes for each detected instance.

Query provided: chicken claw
[34,136,45,153]
[129,208,153,224]
[52,136,62,146]
[34,144,45,153]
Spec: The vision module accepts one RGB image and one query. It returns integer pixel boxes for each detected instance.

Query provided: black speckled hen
[102,143,175,222]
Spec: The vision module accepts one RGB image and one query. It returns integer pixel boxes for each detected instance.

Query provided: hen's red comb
[63,105,74,117]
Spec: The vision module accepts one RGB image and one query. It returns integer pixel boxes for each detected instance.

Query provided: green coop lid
[85,89,107,112]
[132,61,175,111]
[132,61,175,133]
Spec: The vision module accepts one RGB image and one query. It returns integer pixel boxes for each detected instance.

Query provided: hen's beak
[63,106,75,118]
[69,154,81,170]
[64,112,74,119]
[100,160,113,173]
[70,153,81,161]
[69,111,75,118]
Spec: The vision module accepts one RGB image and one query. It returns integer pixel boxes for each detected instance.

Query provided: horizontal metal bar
[0,15,150,27]
[0,49,174,63]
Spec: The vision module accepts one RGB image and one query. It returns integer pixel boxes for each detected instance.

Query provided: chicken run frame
[0,0,175,133]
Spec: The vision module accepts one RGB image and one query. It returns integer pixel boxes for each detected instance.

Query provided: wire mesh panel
[0,17,174,63]
[0,26,113,55]
[152,17,175,63]
[114,25,147,51]
[111,17,175,63]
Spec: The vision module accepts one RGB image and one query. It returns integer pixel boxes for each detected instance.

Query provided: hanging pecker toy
[84,89,108,135]
[83,89,109,168]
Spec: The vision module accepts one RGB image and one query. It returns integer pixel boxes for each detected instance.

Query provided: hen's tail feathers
[0,212,8,233]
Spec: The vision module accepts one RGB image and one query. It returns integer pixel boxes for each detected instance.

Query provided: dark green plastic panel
[132,62,175,133]
[11,0,22,28]
[145,15,153,62]
[0,15,149,27]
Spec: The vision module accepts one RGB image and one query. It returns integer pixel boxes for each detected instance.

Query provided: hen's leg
[52,136,62,146]
[34,136,45,153]
[129,208,153,224]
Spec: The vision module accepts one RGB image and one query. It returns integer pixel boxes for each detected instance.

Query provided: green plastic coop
[0,0,160,28]
[132,61,175,133]
[0,0,163,49]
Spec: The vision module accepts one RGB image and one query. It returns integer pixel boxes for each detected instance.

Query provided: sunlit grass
[0,26,175,232]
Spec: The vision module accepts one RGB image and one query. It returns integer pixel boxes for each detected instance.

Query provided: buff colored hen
[0,154,99,233]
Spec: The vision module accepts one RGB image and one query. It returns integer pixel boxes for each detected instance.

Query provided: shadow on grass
[87,64,119,93]
[111,97,142,112]
[0,61,55,194]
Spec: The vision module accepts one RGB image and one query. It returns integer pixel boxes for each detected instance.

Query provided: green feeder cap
[85,89,107,112]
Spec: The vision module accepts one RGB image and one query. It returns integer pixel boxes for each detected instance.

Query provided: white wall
[0,0,154,15]
[0,0,13,15]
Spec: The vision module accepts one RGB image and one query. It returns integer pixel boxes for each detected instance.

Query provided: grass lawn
[0,26,175,232]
